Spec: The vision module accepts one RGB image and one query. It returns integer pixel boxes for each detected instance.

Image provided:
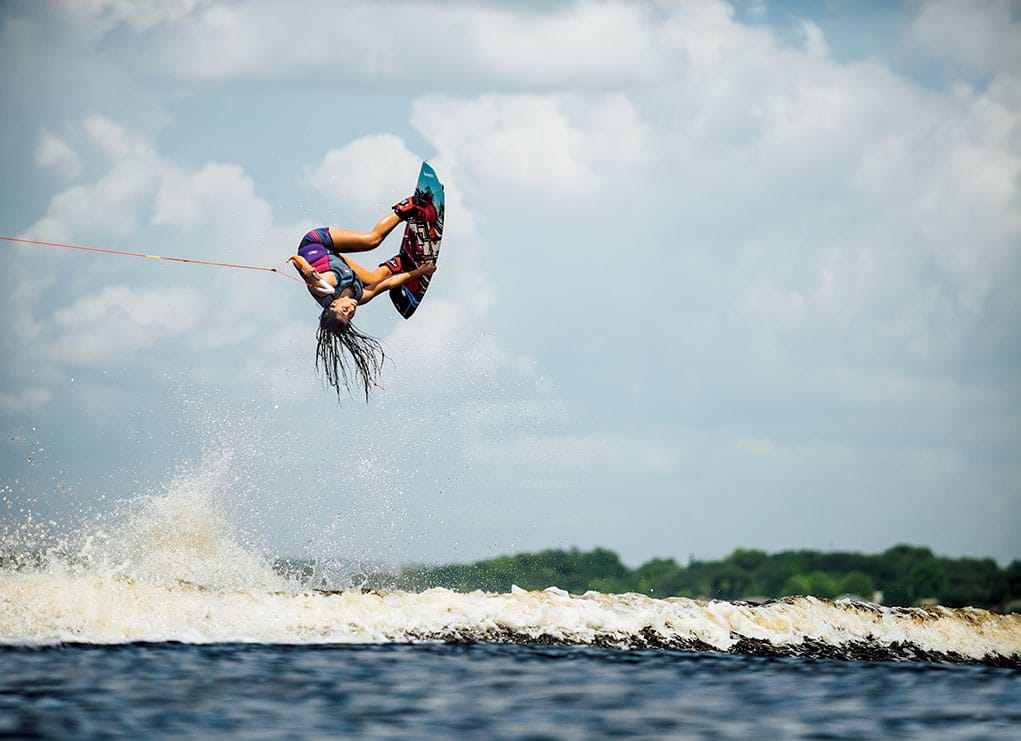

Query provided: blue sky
[1,0,1018,569]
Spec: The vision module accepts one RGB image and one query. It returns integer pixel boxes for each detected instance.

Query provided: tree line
[369,544,1021,611]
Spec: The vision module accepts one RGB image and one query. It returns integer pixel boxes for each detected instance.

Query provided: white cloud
[800,20,828,58]
[469,433,681,476]
[66,1,676,87]
[55,0,209,32]
[909,79,1021,313]
[83,114,157,160]
[22,114,280,255]
[386,296,508,379]
[153,161,272,235]
[23,117,161,242]
[4,115,295,415]
[48,284,204,365]
[412,93,649,199]
[455,2,663,87]
[35,130,83,178]
[0,387,52,415]
[908,0,1021,76]
[308,135,420,216]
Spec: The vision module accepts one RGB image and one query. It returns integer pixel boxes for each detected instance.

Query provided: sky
[1,0,1019,570]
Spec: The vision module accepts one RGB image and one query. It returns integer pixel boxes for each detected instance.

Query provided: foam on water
[2,462,1019,666]
[3,573,1020,666]
[17,458,284,590]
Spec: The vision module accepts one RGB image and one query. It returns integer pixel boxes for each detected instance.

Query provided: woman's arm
[339,255,391,286]
[359,262,437,304]
[289,255,336,295]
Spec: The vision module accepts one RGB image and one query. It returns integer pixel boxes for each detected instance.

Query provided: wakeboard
[390,161,444,319]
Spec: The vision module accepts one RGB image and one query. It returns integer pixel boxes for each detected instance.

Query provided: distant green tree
[710,562,751,600]
[759,551,807,594]
[588,575,635,594]
[1005,561,1021,602]
[728,548,768,572]
[806,571,839,599]
[910,557,946,600]
[878,544,937,603]
[370,543,1018,610]
[940,558,1007,608]
[838,571,874,599]
[632,558,687,596]
[781,574,812,596]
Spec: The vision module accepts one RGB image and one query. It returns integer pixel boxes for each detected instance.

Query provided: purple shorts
[297,228,332,274]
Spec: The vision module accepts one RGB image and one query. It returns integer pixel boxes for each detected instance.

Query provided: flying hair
[315,308,385,401]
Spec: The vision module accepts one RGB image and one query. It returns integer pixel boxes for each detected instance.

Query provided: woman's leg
[328,212,401,253]
[341,255,395,286]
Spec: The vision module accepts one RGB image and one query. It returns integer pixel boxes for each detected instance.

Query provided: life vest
[312,254,364,309]
[297,236,364,309]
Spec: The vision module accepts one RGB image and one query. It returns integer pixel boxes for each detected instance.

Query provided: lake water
[3,642,1019,739]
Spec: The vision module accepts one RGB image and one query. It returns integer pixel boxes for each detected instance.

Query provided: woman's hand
[358,260,437,303]
[290,255,334,296]
[414,262,438,278]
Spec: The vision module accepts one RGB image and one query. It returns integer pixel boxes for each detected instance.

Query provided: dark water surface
[2,643,1019,739]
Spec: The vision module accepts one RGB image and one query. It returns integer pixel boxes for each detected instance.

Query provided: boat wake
[4,572,1019,667]
[2,469,1018,667]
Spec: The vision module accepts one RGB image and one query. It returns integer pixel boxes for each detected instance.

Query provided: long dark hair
[315,308,385,400]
